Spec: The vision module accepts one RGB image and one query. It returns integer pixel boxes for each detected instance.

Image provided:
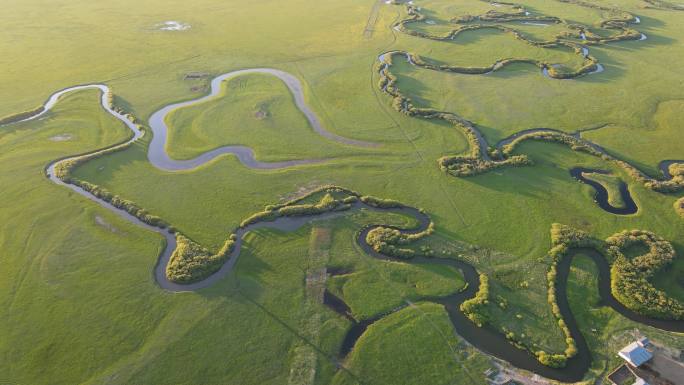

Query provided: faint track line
[363,0,384,39]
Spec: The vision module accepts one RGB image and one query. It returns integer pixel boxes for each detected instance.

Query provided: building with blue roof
[618,341,653,367]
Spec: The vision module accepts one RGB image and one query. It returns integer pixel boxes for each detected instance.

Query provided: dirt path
[288,226,332,385]
[363,0,384,39]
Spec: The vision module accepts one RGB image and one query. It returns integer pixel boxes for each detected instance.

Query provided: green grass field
[2,0,683,384]
[331,302,492,385]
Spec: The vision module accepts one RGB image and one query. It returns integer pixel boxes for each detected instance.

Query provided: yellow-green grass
[3,0,684,383]
[331,302,492,385]
[582,171,627,208]
[60,1,684,374]
[70,115,684,360]
[0,93,470,384]
[399,27,587,69]
[0,91,172,385]
[0,0,397,123]
[387,0,684,161]
[583,100,684,175]
[165,73,378,161]
[328,261,465,320]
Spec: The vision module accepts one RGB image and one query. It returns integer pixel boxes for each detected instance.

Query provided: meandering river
[147,68,377,171]
[5,67,682,382]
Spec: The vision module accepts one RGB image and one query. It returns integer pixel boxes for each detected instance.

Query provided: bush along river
[327,217,683,382]
[3,71,682,382]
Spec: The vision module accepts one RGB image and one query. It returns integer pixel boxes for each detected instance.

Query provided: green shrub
[540,224,600,366]
[535,351,567,368]
[166,233,236,283]
[382,0,675,196]
[459,273,490,327]
[606,230,684,320]
[438,155,531,176]
[360,195,402,208]
[675,197,684,218]
[499,132,684,193]
[365,222,435,259]
[240,191,355,228]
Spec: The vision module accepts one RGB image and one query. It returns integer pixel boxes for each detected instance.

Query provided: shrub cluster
[459,273,490,327]
[537,224,601,367]
[49,125,160,229]
[166,233,236,283]
[452,8,561,25]
[67,179,168,228]
[378,55,490,164]
[552,0,643,44]
[535,351,569,368]
[365,222,435,259]
[360,195,402,209]
[53,132,139,181]
[438,154,531,176]
[40,90,175,233]
[171,187,378,284]
[389,0,634,80]
[175,186,436,283]
[544,55,600,79]
[501,131,602,158]
[240,192,354,228]
[606,230,684,320]
[646,163,684,192]
[402,27,599,81]
[675,197,684,218]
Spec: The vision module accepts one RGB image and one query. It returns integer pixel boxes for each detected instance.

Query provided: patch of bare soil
[50,134,72,142]
[278,181,331,202]
[95,215,119,233]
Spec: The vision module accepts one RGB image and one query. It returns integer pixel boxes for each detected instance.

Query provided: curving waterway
[320,207,684,383]
[569,167,638,215]
[147,68,377,171]
[25,70,378,174]
[5,65,683,382]
[8,71,378,293]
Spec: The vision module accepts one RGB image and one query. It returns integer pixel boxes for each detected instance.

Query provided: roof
[618,342,653,367]
[633,378,649,385]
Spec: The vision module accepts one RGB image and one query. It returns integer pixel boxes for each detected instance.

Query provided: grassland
[2,0,684,384]
[331,302,492,385]
[165,73,373,162]
[328,261,465,320]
